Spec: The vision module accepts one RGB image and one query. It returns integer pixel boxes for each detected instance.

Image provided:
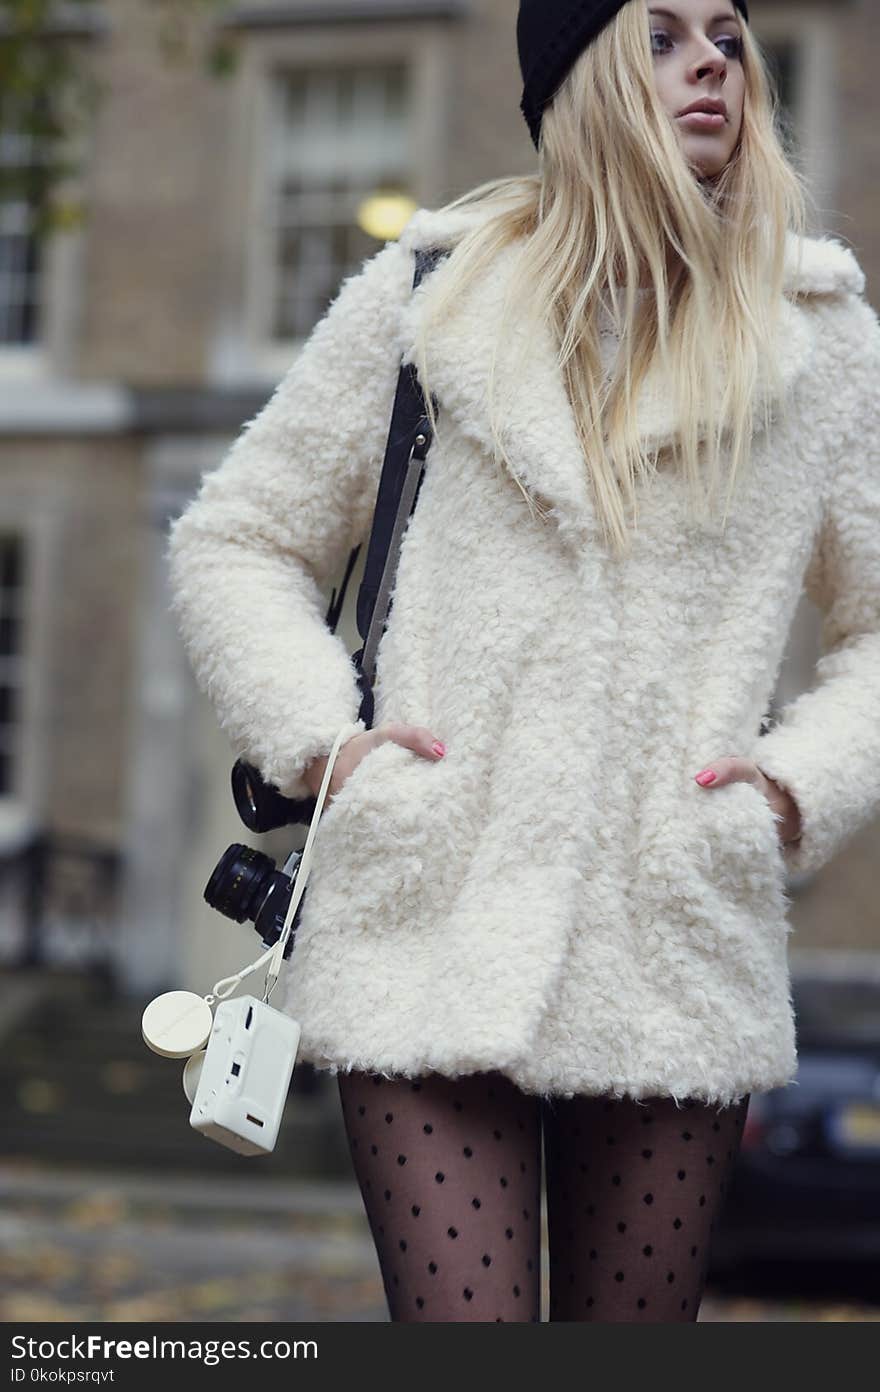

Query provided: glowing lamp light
[357,190,419,243]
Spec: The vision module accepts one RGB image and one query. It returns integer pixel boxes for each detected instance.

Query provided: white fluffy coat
[166,205,880,1105]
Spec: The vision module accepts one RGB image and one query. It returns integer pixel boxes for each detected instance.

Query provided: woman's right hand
[302,722,447,807]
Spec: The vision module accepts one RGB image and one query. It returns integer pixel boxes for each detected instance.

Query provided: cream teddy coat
[165,204,880,1107]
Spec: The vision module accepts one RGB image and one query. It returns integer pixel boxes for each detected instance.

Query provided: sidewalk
[0,1161,386,1322]
[2,1161,878,1322]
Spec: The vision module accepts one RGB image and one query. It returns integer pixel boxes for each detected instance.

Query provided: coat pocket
[636,779,795,1056]
[694,779,788,910]
[316,737,433,826]
[307,738,464,923]
[316,736,401,818]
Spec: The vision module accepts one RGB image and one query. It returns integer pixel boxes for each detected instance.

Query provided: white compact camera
[188,994,301,1156]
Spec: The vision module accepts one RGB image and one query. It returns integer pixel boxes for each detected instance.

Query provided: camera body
[204,842,304,960]
[194,778,316,1157]
[189,994,301,1156]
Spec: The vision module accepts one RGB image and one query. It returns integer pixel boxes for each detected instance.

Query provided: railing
[0,831,121,974]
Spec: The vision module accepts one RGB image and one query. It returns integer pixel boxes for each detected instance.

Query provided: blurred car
[710,972,880,1268]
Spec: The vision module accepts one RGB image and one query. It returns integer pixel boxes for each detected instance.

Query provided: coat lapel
[396,207,864,543]
[398,227,595,542]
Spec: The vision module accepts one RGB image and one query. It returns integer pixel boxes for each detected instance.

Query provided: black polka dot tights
[337,1069,749,1322]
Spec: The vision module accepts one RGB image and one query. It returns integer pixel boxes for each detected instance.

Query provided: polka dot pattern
[542,1093,749,1322]
[339,1069,749,1323]
[337,1069,542,1322]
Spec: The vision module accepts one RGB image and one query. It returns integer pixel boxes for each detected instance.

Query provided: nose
[691,42,727,83]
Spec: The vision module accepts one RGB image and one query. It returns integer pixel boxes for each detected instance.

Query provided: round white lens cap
[142,991,213,1058]
[182,1047,208,1105]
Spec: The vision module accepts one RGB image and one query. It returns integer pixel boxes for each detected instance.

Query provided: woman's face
[648,0,746,179]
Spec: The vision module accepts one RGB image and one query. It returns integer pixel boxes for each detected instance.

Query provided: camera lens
[231,758,316,833]
[237,767,259,819]
[203,845,300,959]
[204,844,283,924]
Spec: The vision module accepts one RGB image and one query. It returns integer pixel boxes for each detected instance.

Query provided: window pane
[0,533,25,797]
[762,39,799,155]
[766,41,797,113]
[268,63,414,341]
[0,534,23,590]
[0,684,16,724]
[0,101,50,347]
[0,613,19,657]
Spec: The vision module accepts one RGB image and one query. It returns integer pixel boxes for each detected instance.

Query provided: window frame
[0,215,85,383]
[0,25,96,384]
[0,501,56,830]
[208,20,450,386]
[754,4,839,232]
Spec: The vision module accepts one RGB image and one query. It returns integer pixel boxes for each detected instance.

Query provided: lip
[678,111,726,131]
[678,97,727,119]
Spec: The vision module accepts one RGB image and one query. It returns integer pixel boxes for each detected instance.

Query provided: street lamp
[356,189,419,242]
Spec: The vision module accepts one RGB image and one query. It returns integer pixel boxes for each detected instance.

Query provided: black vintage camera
[204,843,304,961]
[208,739,345,954]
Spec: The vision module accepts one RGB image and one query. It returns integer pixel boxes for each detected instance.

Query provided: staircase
[0,967,355,1179]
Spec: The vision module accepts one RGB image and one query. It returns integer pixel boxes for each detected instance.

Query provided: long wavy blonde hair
[408,1,814,556]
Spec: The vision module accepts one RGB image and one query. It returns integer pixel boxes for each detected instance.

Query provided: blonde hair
[408,1,813,557]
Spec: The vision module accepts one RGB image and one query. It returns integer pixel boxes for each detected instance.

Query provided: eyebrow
[648,8,741,22]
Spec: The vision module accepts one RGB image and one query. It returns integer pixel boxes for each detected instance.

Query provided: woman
[166,0,880,1321]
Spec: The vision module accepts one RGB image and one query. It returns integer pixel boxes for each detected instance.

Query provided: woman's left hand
[694,756,803,848]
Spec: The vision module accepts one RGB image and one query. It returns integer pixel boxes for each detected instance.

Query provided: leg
[542,1091,750,1321]
[337,1068,543,1322]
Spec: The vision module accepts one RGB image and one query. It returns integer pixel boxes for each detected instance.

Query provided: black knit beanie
[518,0,750,150]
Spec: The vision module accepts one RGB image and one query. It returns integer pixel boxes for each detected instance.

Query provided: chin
[683,147,735,180]
[680,134,739,181]
[693,162,727,181]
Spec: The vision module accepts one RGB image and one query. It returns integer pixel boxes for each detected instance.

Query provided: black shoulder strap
[323,244,451,729]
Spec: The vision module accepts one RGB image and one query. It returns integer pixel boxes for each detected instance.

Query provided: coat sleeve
[164,235,416,801]
[751,289,880,879]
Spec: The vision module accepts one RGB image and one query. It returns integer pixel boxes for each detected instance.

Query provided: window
[0,532,26,797]
[266,62,414,341]
[0,112,49,348]
[765,40,796,123]
[211,14,446,385]
[753,7,838,226]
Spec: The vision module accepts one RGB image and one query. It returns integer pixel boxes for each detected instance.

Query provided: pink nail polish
[432,741,446,757]
[695,770,716,786]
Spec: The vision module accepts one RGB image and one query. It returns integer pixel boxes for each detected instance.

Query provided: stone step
[1,967,353,1179]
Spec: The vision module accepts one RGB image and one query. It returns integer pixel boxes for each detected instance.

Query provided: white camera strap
[206,722,357,1009]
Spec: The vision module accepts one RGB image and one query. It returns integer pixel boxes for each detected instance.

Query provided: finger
[693,755,757,787]
[382,722,446,760]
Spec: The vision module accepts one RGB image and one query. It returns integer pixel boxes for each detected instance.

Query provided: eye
[650,28,672,55]
[715,34,744,60]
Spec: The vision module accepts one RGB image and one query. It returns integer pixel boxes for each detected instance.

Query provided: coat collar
[397,204,865,544]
